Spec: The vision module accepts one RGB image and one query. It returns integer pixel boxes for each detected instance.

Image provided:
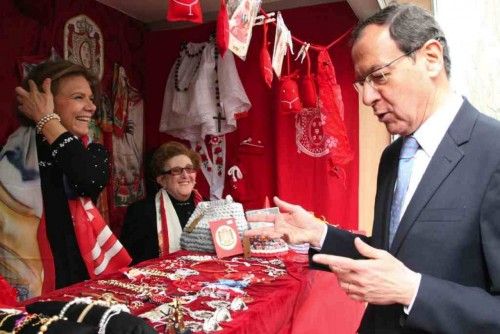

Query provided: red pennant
[216,0,229,57]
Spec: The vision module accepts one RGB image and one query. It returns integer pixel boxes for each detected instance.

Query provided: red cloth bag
[259,20,273,88]
[278,53,302,114]
[300,52,318,108]
[166,0,203,24]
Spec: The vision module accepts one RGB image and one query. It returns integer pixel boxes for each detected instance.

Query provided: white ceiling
[94,0,381,30]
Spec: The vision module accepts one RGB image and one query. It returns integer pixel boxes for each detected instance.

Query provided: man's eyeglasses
[353,49,417,94]
[161,165,196,176]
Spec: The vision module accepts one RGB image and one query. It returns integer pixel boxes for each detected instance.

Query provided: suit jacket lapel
[389,99,477,254]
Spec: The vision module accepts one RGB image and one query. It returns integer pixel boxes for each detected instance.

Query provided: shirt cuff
[403,273,422,314]
[310,224,328,251]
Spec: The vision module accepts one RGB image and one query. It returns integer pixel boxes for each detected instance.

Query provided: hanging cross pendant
[213,103,226,133]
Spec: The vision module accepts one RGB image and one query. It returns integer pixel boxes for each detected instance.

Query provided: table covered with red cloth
[25,250,364,333]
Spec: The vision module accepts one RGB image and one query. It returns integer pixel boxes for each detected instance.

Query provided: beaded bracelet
[36,113,61,134]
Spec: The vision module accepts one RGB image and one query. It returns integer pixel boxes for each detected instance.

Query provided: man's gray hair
[352,3,451,77]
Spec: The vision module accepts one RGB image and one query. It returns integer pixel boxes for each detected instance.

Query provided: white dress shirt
[401,92,463,313]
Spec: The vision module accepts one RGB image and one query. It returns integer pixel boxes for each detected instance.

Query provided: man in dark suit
[246,4,500,333]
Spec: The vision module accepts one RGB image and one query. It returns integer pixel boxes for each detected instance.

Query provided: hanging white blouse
[160,40,251,141]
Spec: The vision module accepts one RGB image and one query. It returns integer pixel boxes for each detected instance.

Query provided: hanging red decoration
[300,52,318,108]
[278,53,302,114]
[166,0,203,24]
[216,0,229,57]
[259,20,273,88]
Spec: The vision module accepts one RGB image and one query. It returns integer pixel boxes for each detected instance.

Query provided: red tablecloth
[25,251,364,333]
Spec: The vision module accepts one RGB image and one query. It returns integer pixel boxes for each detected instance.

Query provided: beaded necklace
[212,45,226,133]
[174,42,206,92]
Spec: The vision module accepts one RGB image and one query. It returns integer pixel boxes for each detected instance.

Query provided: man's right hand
[244,196,326,248]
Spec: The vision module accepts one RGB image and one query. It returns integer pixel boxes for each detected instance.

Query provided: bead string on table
[96,280,170,305]
[12,313,44,334]
[37,315,67,334]
[97,303,130,334]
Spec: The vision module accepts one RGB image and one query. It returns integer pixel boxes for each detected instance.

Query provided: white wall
[434,0,500,118]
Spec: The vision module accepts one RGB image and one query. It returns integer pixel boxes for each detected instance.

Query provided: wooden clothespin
[294,42,310,63]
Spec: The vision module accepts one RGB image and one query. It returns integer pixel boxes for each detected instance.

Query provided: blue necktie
[389,136,419,246]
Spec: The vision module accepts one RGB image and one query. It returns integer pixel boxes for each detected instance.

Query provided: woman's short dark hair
[150,141,201,178]
[352,3,451,77]
[17,60,101,126]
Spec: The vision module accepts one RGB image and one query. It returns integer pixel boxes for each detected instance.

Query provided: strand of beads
[97,303,130,334]
[37,315,67,334]
[58,297,93,318]
[174,43,206,92]
[12,313,42,334]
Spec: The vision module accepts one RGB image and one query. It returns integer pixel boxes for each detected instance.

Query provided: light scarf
[0,127,130,299]
[155,188,202,256]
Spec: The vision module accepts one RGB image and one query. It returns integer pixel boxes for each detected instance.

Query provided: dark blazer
[120,196,159,265]
[316,99,500,333]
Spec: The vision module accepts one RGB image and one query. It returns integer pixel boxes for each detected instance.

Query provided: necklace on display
[174,43,206,92]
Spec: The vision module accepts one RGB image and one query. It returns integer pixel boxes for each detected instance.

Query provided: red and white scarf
[0,127,130,298]
[155,188,202,257]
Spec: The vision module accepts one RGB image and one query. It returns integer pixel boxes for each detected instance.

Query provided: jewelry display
[170,268,199,280]
[97,280,156,297]
[139,304,173,323]
[127,267,170,279]
[37,315,67,334]
[0,313,16,328]
[97,303,130,334]
[202,316,221,332]
[178,255,214,262]
[13,313,42,333]
[33,251,294,332]
[58,297,93,318]
[76,303,95,323]
[205,300,230,310]
[230,297,248,311]
[188,309,214,321]
[184,320,203,332]
[213,307,232,322]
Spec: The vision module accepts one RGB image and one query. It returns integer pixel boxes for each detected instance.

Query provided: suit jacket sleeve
[406,162,500,333]
[308,225,371,270]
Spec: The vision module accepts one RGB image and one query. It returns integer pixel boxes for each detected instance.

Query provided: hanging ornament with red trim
[259,20,273,88]
[166,0,203,24]
[216,0,229,57]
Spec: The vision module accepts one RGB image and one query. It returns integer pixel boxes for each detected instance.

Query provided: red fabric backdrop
[144,2,359,229]
[0,0,145,231]
[0,1,359,231]
[0,0,145,143]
